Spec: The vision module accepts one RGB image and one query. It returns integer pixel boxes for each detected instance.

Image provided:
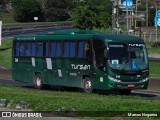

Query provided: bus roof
[14,30,103,41]
[14,30,144,43]
[14,34,93,41]
[39,29,103,35]
[93,33,144,43]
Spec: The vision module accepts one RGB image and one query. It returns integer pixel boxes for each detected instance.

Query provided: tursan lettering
[129,44,144,47]
[71,64,91,70]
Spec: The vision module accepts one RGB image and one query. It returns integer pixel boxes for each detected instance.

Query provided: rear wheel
[83,77,92,93]
[34,73,43,89]
[119,90,131,95]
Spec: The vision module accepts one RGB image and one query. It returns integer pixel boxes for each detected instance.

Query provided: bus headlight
[108,75,121,83]
[140,77,149,82]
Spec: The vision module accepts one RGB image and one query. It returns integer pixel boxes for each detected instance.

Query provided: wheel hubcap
[36,77,41,87]
[85,80,91,90]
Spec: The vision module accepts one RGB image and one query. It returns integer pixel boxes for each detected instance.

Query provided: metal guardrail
[2,22,72,32]
[1,23,73,38]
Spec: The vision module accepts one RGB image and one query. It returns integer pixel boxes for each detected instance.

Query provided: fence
[123,26,160,42]
[140,26,160,42]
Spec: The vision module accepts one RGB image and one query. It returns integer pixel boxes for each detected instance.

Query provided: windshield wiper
[121,61,143,74]
[121,62,129,73]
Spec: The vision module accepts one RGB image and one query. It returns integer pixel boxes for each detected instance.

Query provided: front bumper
[107,76,149,90]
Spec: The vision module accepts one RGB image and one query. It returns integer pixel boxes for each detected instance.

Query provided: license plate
[128,84,135,88]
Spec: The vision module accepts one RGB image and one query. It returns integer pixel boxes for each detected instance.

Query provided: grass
[149,62,160,78]
[145,42,160,54]
[0,39,13,68]
[0,84,160,112]
[3,21,72,27]
[0,38,12,68]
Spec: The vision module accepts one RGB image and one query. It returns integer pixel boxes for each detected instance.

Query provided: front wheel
[83,77,92,93]
[34,73,43,89]
[119,90,131,95]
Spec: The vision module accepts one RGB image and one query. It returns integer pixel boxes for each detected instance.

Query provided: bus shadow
[131,92,158,98]
[21,85,158,99]
[94,89,158,98]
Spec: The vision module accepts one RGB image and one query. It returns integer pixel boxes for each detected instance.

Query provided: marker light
[71,32,75,35]
[140,77,149,82]
[48,32,54,35]
[108,75,121,83]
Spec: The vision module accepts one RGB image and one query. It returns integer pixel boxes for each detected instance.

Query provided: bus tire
[34,73,43,89]
[83,77,92,93]
[119,90,131,95]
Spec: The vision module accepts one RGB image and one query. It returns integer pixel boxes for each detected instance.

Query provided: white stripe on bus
[46,58,52,70]
[31,57,35,67]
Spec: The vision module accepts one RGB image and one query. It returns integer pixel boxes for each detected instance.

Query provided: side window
[15,42,19,56]
[93,40,104,66]
[56,42,62,57]
[37,42,43,57]
[46,42,49,57]
[78,41,84,58]
[64,42,69,57]
[31,42,36,56]
[77,41,88,58]
[85,41,92,60]
[19,42,25,56]
[50,42,56,57]
[70,42,76,58]
[25,42,31,56]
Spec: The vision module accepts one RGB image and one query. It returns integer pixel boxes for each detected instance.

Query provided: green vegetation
[11,0,74,22]
[71,0,112,30]
[12,0,44,22]
[0,38,12,68]
[44,0,74,22]
[3,21,72,27]
[0,11,16,23]
[149,62,160,78]
[0,0,157,29]
[0,84,160,112]
[145,42,160,54]
[0,39,160,79]
[0,0,154,31]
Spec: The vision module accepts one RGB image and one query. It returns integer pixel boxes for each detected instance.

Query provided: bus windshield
[107,43,148,72]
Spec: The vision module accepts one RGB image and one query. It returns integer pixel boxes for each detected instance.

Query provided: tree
[44,0,75,21]
[71,1,112,30]
[137,0,156,26]
[0,0,5,11]
[72,6,97,29]
[12,0,44,22]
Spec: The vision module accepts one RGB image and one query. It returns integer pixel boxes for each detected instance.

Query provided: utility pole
[112,6,116,33]
[0,21,2,46]
[111,0,117,33]
[131,8,134,28]
[135,0,138,29]
[126,0,129,33]
[116,0,119,33]
[146,0,149,26]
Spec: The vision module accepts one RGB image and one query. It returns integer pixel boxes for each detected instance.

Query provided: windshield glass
[108,43,148,71]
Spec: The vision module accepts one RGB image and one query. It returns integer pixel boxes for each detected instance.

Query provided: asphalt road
[149,53,160,62]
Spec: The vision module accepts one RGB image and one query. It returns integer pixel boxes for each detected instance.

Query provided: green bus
[12,30,149,95]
